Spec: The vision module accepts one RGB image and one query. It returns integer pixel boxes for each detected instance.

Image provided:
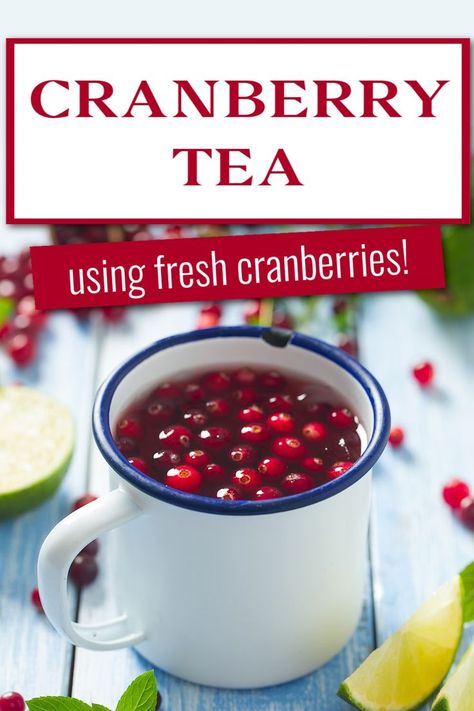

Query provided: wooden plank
[71,299,374,710]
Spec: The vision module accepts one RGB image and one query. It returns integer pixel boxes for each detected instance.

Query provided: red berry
[238,405,264,423]
[128,457,149,474]
[165,465,202,493]
[70,554,99,587]
[72,494,97,511]
[117,417,142,439]
[199,303,222,319]
[115,436,137,456]
[281,472,315,495]
[0,692,25,711]
[231,468,262,496]
[252,486,282,500]
[81,539,99,556]
[152,449,181,471]
[232,387,257,406]
[101,306,127,323]
[184,449,210,467]
[272,311,294,329]
[303,401,330,418]
[182,409,208,430]
[337,334,358,358]
[184,383,206,403]
[201,371,231,393]
[302,421,328,441]
[329,408,356,429]
[196,312,220,329]
[457,496,474,530]
[159,425,192,449]
[257,457,286,480]
[240,423,271,443]
[145,401,176,424]
[229,444,256,465]
[327,461,353,480]
[267,412,295,434]
[31,587,44,613]
[302,456,324,473]
[154,382,181,400]
[442,479,471,510]
[272,436,307,460]
[412,361,435,387]
[243,300,261,324]
[233,367,257,385]
[205,398,230,417]
[216,487,242,501]
[389,426,405,448]
[7,333,37,367]
[198,427,232,449]
[0,320,13,342]
[259,371,286,390]
[267,394,294,413]
[203,463,226,483]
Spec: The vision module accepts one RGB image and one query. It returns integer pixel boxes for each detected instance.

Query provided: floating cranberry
[159,425,192,449]
[443,479,471,510]
[259,371,286,390]
[412,361,435,387]
[154,382,181,400]
[165,465,202,493]
[0,692,25,711]
[184,449,210,467]
[302,456,324,473]
[70,554,99,587]
[198,426,232,449]
[268,412,295,434]
[457,497,474,530]
[302,421,328,441]
[281,473,314,495]
[272,437,307,460]
[145,401,176,424]
[128,457,149,474]
[233,367,257,385]
[266,394,294,413]
[184,383,206,403]
[203,463,226,483]
[205,398,230,417]
[257,457,286,480]
[327,461,354,480]
[252,486,282,500]
[232,387,256,406]
[7,333,37,367]
[389,426,405,448]
[117,417,142,439]
[72,494,97,511]
[238,405,264,423]
[240,423,271,443]
[152,449,181,471]
[329,408,356,429]
[216,487,242,501]
[31,587,44,613]
[229,444,256,465]
[115,437,137,456]
[81,539,99,556]
[182,409,208,431]
[202,371,231,393]
[231,468,262,496]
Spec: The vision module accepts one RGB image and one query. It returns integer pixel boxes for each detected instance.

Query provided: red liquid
[114,367,362,501]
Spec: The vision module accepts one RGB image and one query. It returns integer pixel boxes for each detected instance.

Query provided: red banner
[31,226,445,310]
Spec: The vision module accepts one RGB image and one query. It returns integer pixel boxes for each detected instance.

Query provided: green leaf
[0,297,14,325]
[27,698,92,711]
[92,705,111,711]
[460,560,474,623]
[115,671,157,711]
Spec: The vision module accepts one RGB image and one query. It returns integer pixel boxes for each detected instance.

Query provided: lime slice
[0,385,75,518]
[432,638,474,711]
[338,576,464,711]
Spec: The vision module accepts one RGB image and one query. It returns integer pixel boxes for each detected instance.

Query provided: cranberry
[152,449,181,471]
[159,425,192,449]
[327,461,354,480]
[240,423,271,443]
[457,497,474,530]
[257,457,286,480]
[302,456,324,472]
[117,417,142,439]
[337,334,358,357]
[259,371,286,390]
[272,436,307,460]
[329,408,356,428]
[0,692,25,711]
[233,367,257,385]
[116,437,137,456]
[272,311,294,329]
[232,387,257,406]
[72,494,97,511]
[243,300,261,324]
[7,333,37,367]
[238,405,264,423]
[198,427,232,449]
[267,394,293,413]
[199,303,222,319]
[205,398,230,417]
[231,468,262,496]
[0,321,13,342]
[197,311,220,329]
[145,401,176,424]
[81,539,99,556]
[281,473,314,495]
[128,457,149,474]
[203,463,226,483]
[443,479,471,510]
[0,279,20,300]
[333,298,348,315]
[412,361,435,387]
[102,307,127,323]
[70,554,99,587]
[252,486,282,500]
[183,409,208,430]
[153,382,181,400]
[267,412,295,434]
[389,426,405,448]
[302,421,328,441]
[31,587,44,613]
[229,444,256,465]
[202,371,231,393]
[184,449,210,467]
[165,465,202,493]
[216,487,242,501]
[304,401,330,418]
[184,383,206,403]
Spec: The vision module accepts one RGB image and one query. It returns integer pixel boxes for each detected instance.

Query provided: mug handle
[38,487,146,650]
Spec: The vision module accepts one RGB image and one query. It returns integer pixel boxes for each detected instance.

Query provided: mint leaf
[460,561,474,623]
[115,671,157,711]
[92,706,111,711]
[27,698,91,711]
[0,297,14,325]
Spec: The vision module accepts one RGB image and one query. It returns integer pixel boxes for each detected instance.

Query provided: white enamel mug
[38,326,389,689]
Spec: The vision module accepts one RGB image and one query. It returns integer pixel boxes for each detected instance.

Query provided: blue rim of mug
[93,326,390,516]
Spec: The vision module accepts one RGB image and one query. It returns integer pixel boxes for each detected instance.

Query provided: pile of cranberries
[113,367,362,501]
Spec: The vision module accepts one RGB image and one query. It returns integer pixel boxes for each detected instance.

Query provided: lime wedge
[0,385,75,518]
[338,576,464,711]
[432,638,474,711]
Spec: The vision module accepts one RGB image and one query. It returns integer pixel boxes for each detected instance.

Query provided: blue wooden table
[1,229,473,710]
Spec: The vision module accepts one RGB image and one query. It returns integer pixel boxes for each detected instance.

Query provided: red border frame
[5,37,471,225]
